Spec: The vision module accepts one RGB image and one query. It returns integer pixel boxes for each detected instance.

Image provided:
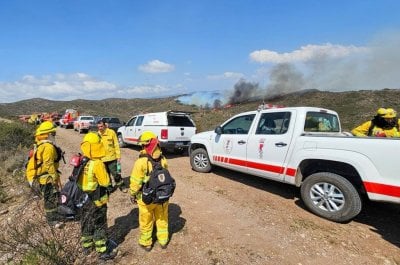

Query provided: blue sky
[1,1,400,104]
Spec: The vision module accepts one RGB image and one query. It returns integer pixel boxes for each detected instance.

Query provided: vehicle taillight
[161,129,168,139]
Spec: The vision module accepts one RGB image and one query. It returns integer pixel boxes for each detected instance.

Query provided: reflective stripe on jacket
[78,160,111,206]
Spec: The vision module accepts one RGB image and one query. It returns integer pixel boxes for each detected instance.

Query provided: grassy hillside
[1,89,400,131]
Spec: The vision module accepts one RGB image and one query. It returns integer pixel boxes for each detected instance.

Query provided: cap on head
[35,121,56,136]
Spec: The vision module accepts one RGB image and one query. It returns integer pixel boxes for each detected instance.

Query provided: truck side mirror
[215,126,222,135]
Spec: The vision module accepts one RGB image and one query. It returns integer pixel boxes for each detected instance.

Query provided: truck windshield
[304,112,340,132]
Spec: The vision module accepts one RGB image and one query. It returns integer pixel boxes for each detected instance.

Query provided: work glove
[130,194,137,204]
[130,193,137,204]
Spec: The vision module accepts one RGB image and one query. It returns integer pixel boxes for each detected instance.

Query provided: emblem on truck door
[224,139,233,154]
[259,138,265,159]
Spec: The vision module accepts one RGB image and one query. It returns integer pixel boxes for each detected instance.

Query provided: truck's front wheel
[190,148,212,173]
[118,134,127,148]
[300,172,362,223]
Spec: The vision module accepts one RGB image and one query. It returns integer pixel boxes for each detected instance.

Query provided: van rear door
[164,112,196,146]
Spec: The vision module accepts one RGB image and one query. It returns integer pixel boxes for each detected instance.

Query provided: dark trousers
[104,160,122,185]
[80,202,108,253]
[39,183,59,222]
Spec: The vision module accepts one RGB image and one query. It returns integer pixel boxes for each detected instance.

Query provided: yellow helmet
[35,121,56,136]
[377,107,396,118]
[83,132,101,144]
[80,132,105,159]
[384,108,396,118]
[138,131,157,145]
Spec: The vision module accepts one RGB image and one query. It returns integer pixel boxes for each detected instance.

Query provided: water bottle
[117,162,121,174]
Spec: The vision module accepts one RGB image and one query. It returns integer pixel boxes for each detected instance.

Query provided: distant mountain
[2,89,400,132]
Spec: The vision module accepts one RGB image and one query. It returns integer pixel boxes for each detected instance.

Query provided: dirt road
[56,128,400,265]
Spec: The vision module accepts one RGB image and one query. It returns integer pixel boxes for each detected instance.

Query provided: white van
[117,111,196,154]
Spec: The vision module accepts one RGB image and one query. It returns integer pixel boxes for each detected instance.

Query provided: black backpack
[57,154,89,220]
[142,155,176,205]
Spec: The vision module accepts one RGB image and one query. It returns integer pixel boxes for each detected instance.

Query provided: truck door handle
[238,140,246,144]
[275,142,287,147]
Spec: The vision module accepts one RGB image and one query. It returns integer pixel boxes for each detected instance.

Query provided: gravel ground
[51,128,400,265]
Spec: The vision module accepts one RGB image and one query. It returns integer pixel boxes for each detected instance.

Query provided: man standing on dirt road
[97,119,126,192]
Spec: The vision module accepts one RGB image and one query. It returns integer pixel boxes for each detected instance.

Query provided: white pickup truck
[189,106,400,222]
[117,111,196,154]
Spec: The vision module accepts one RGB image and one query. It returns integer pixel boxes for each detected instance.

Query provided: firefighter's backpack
[142,155,176,205]
[57,154,89,219]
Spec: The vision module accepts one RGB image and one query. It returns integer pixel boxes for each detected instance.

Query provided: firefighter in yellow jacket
[129,131,169,251]
[26,121,61,225]
[78,132,116,260]
[97,120,124,191]
[351,108,400,137]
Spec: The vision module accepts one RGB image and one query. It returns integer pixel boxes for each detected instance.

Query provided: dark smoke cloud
[227,79,263,104]
[177,32,400,107]
[266,63,305,98]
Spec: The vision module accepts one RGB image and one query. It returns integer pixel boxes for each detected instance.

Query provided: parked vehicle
[60,109,79,129]
[73,115,94,134]
[189,106,400,222]
[89,116,123,132]
[117,111,196,154]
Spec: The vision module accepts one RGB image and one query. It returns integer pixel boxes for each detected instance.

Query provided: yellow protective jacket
[26,140,60,185]
[78,159,111,207]
[351,120,400,137]
[99,128,121,162]
[129,150,168,199]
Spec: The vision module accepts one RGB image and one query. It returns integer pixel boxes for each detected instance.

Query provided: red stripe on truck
[363,181,400,197]
[212,155,296,177]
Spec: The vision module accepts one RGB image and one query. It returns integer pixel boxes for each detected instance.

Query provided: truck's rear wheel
[300,172,362,223]
[118,134,127,148]
[190,148,212,173]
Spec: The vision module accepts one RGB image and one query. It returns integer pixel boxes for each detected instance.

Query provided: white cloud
[125,84,170,95]
[250,43,368,63]
[0,73,119,102]
[207,71,244,80]
[138,60,175,73]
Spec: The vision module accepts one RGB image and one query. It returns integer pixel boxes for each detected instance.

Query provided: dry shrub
[0,197,82,265]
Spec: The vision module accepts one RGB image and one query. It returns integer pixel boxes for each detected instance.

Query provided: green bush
[0,121,33,151]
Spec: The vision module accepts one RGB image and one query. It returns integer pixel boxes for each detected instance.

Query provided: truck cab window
[222,114,255,134]
[304,112,340,132]
[256,112,292,135]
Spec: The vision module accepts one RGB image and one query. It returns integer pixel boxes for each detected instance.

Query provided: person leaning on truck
[97,120,126,192]
[351,107,400,137]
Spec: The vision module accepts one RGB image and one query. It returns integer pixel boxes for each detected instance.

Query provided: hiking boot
[98,249,117,261]
[160,244,168,249]
[82,247,92,256]
[159,241,169,249]
[116,181,128,193]
[139,244,152,252]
